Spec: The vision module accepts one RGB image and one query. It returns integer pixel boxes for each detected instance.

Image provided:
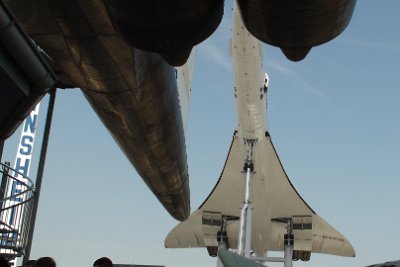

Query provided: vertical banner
[1,103,40,266]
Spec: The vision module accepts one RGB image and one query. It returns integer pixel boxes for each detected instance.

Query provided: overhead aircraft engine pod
[103,0,224,66]
[237,0,357,61]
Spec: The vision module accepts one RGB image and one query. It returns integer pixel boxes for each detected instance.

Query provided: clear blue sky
[2,1,400,266]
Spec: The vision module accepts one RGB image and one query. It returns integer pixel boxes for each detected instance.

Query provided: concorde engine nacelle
[237,0,357,61]
[103,0,224,66]
[103,0,356,64]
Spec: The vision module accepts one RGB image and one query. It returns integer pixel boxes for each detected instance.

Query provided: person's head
[36,257,56,267]
[93,257,113,267]
[0,257,10,267]
[24,260,36,267]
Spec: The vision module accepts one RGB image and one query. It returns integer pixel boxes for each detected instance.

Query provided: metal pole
[240,166,253,257]
[284,220,293,267]
[23,89,56,263]
[284,245,293,267]
[251,256,285,262]
[238,141,254,257]
[0,141,4,163]
[0,162,10,203]
[217,242,226,267]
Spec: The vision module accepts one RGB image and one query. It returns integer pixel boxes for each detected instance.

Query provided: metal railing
[0,162,35,260]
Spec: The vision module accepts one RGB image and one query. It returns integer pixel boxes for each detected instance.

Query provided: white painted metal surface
[165,133,355,257]
[165,0,355,262]
[231,2,266,141]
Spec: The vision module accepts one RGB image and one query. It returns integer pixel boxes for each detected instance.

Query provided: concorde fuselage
[231,5,267,141]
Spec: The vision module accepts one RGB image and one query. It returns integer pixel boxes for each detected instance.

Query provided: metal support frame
[219,139,295,267]
[0,162,35,262]
[23,89,56,263]
[217,216,229,267]
[249,219,294,267]
[0,141,4,163]
[238,140,255,257]
[283,220,294,267]
[217,237,227,267]
[0,162,10,203]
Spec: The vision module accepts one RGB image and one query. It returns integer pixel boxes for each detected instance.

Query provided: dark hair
[93,257,113,267]
[36,257,56,267]
[0,257,10,267]
[24,260,37,267]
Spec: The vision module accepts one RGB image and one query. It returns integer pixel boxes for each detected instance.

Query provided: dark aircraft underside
[1,0,356,221]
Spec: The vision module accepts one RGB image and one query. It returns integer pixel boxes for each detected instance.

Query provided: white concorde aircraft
[165,2,355,265]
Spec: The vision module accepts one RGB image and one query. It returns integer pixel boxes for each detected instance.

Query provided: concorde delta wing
[165,131,355,259]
